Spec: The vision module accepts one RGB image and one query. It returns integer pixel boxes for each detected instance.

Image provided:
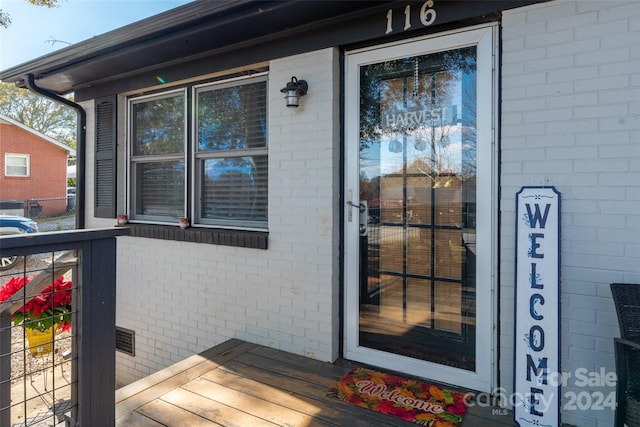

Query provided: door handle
[346,200,366,213]
[347,200,368,236]
[347,189,365,223]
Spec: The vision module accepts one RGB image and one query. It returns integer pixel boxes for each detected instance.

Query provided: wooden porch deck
[115,339,515,427]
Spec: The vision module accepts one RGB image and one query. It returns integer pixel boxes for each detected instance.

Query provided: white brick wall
[501,1,640,425]
[85,48,342,386]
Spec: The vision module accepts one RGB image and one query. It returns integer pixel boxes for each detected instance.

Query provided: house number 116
[385,1,437,34]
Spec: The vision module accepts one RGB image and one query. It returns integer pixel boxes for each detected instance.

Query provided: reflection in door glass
[358,47,477,371]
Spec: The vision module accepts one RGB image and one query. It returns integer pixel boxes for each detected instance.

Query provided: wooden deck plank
[115,410,168,427]
[116,339,250,403]
[159,387,279,427]
[247,345,351,382]
[234,351,345,388]
[115,339,515,427]
[115,340,257,420]
[200,366,334,415]
[201,361,411,427]
[136,398,222,427]
[181,377,337,427]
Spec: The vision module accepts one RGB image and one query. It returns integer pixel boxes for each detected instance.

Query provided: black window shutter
[95,96,117,218]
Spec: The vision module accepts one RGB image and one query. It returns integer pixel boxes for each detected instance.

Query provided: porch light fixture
[280,76,308,108]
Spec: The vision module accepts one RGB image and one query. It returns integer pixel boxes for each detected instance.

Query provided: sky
[0,0,193,70]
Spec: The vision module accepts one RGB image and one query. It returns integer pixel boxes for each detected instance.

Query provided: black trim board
[121,224,268,250]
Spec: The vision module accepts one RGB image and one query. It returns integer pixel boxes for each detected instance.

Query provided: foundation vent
[115,327,135,356]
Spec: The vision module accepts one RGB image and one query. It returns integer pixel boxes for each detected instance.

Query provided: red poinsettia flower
[0,276,72,332]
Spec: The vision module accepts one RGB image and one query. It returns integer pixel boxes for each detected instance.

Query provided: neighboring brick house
[1,1,638,425]
[0,114,75,217]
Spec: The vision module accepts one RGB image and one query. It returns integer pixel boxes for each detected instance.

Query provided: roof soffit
[0,0,548,96]
[0,1,392,94]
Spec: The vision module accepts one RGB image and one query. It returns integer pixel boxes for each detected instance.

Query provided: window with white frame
[5,154,29,177]
[128,74,268,230]
[130,90,186,221]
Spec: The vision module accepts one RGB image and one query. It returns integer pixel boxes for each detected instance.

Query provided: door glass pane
[358,47,477,371]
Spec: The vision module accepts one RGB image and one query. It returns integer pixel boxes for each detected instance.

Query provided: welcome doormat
[327,367,467,426]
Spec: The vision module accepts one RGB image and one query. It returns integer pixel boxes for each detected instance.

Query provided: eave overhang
[0,1,392,94]
[0,0,547,100]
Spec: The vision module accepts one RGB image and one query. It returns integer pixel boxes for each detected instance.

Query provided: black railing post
[0,314,10,426]
[76,234,119,426]
[0,227,127,425]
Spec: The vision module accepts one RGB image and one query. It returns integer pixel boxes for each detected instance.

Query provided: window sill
[118,223,267,249]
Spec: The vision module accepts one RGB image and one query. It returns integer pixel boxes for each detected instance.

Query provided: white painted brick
[547,9,598,31]
[601,31,640,50]
[501,86,527,101]
[525,0,577,23]
[576,47,630,67]
[502,97,546,112]
[502,122,546,138]
[573,186,627,201]
[547,146,599,160]
[502,37,525,52]
[598,2,640,23]
[501,2,638,425]
[567,333,596,350]
[525,81,574,97]
[103,48,342,386]
[501,47,546,65]
[525,29,574,48]
[545,119,598,135]
[576,18,629,40]
[575,74,629,93]
[546,66,598,83]
[522,159,574,174]
[530,134,577,147]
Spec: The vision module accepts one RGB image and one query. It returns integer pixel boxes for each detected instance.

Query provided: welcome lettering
[515,187,560,427]
[355,380,445,414]
[525,202,552,416]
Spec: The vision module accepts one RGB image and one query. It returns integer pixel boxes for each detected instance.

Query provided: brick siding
[0,123,68,217]
[96,48,342,386]
[501,1,640,425]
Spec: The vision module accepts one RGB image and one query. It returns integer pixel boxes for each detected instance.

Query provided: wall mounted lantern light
[280,76,308,108]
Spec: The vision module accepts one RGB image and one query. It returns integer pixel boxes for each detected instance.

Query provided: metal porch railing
[0,228,128,426]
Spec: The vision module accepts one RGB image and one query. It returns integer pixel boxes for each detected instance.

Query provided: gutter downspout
[25,74,86,229]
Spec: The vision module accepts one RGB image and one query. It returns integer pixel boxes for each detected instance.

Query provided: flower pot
[24,325,57,356]
[117,214,128,225]
[179,217,190,229]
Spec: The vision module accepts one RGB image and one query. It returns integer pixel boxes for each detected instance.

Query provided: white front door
[344,27,497,392]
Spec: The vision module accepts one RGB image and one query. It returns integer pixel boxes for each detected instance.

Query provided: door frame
[343,25,499,393]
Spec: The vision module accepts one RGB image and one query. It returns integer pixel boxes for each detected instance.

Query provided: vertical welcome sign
[514,187,561,427]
